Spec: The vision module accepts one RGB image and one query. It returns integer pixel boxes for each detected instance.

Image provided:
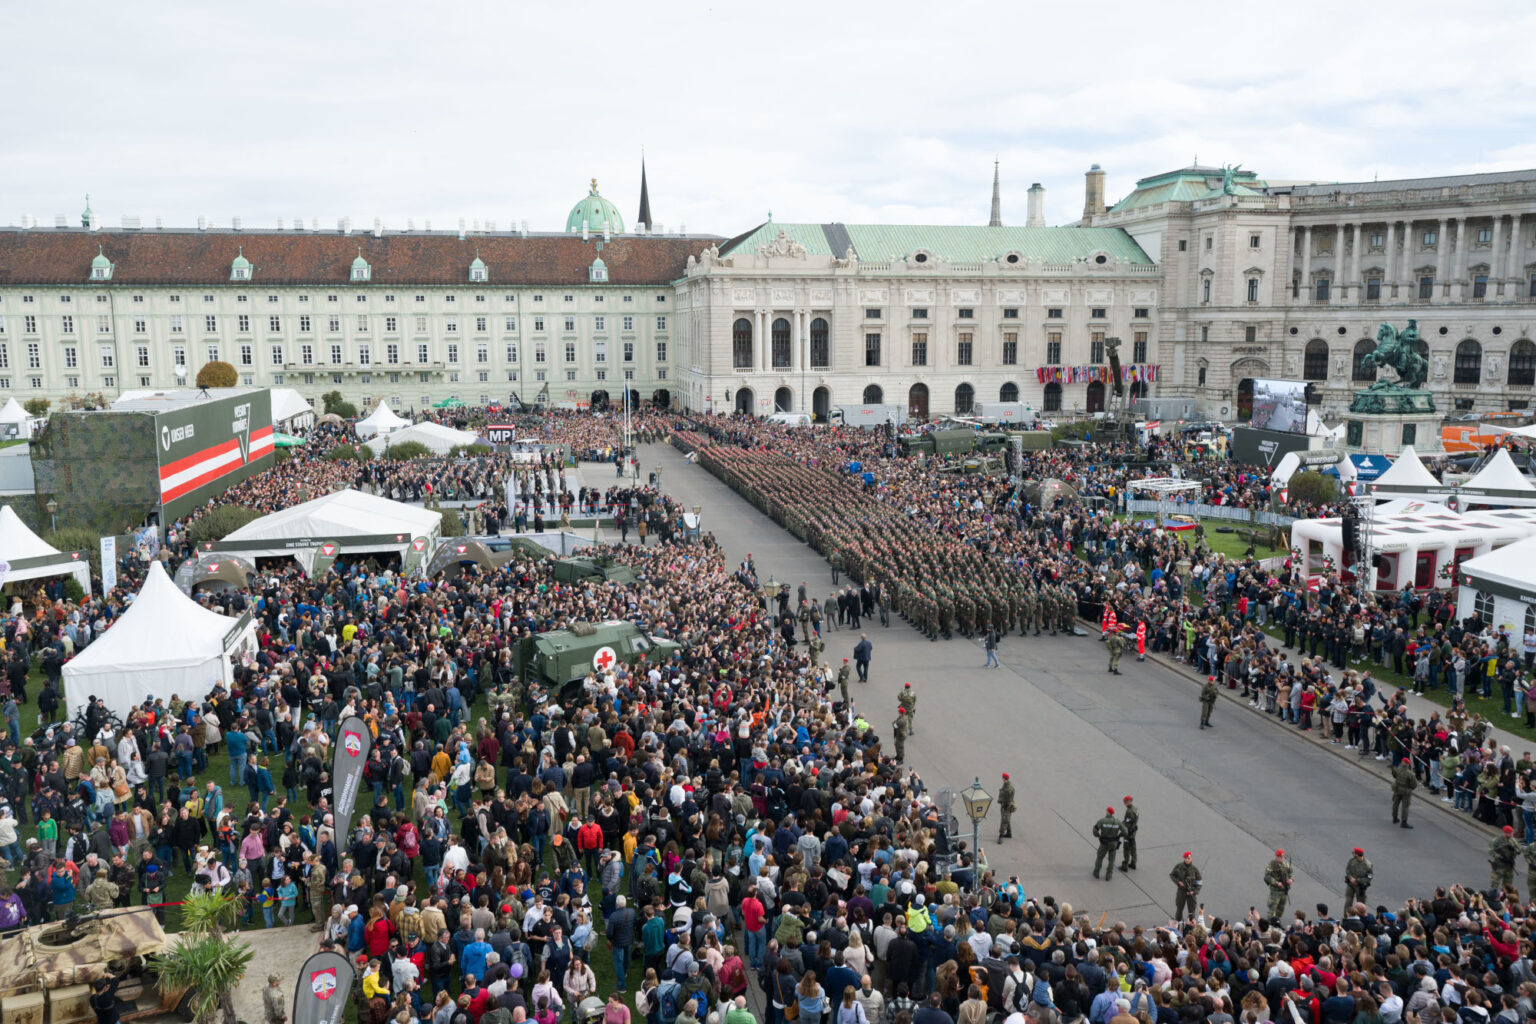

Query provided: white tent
[62,562,256,720]
[0,505,91,593]
[0,398,28,426]
[1458,533,1536,630]
[1365,445,1451,502]
[269,388,315,431]
[216,488,441,568]
[1455,448,1536,508]
[355,403,410,439]
[382,421,483,456]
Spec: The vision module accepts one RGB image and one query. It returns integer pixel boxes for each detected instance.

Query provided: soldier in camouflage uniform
[1106,630,1126,674]
[1091,807,1123,880]
[1522,840,1536,903]
[1490,826,1520,892]
[1264,850,1293,921]
[1343,847,1373,908]
[898,682,917,734]
[891,708,909,763]
[306,854,329,928]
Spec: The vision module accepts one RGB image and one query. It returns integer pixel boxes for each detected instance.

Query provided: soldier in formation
[1106,630,1126,675]
[997,773,1016,842]
[1391,755,1417,829]
[1344,846,1373,908]
[1264,850,1292,921]
[1170,851,1202,921]
[1199,676,1219,729]
[1490,825,1520,892]
[1118,795,1138,871]
[898,682,916,734]
[1091,806,1123,880]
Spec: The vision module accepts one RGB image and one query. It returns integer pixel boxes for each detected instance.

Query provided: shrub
[448,443,494,458]
[1286,470,1337,507]
[321,391,359,419]
[274,448,293,463]
[325,443,360,462]
[357,443,374,461]
[386,440,432,461]
[195,360,238,388]
[185,506,263,546]
[44,526,101,577]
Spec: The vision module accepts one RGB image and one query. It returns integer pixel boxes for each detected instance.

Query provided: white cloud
[4,0,1532,235]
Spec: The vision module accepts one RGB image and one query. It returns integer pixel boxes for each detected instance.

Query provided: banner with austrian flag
[331,715,371,846]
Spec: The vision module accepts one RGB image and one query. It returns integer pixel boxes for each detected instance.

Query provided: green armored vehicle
[899,428,1009,458]
[551,555,640,585]
[516,619,684,699]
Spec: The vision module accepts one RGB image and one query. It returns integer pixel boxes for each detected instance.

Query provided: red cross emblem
[310,968,337,1000]
[343,730,363,757]
[592,646,618,672]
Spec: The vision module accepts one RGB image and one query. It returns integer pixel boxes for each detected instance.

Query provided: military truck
[0,908,194,1024]
[551,554,639,585]
[515,619,683,699]
[898,428,1010,458]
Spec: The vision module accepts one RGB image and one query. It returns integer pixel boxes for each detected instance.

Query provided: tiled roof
[721,222,1153,265]
[1109,167,1267,212]
[0,229,718,286]
[1284,168,1536,196]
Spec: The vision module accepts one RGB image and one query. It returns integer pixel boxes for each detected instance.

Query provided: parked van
[766,411,812,427]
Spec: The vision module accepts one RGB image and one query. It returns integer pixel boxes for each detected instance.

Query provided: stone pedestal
[1344,386,1441,455]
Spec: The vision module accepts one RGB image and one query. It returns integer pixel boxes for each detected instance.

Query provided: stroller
[576,997,606,1024]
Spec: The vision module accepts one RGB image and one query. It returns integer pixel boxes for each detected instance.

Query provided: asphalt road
[624,443,1497,925]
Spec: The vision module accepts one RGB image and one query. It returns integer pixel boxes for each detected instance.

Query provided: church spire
[988,160,1002,227]
[637,152,652,232]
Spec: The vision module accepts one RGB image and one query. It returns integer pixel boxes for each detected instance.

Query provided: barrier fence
[1123,498,1297,528]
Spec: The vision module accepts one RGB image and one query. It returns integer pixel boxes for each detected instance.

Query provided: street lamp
[959,776,992,870]
[45,498,58,533]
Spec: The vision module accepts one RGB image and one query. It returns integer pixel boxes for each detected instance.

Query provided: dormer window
[230,247,252,282]
[89,246,113,281]
[469,255,488,283]
[590,258,608,283]
[351,247,372,282]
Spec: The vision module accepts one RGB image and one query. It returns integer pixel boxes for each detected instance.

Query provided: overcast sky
[7,1,1533,237]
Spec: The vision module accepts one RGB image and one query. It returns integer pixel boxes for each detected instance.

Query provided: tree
[184,505,262,546]
[195,360,238,388]
[386,440,432,461]
[23,397,49,417]
[150,892,253,1024]
[1285,470,1338,507]
[321,390,358,419]
[324,443,361,462]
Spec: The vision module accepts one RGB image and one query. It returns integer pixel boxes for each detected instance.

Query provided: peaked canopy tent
[0,505,91,593]
[0,397,33,438]
[269,387,316,432]
[1456,533,1536,632]
[211,488,442,572]
[1453,448,1536,508]
[1364,446,1452,503]
[381,421,484,455]
[62,561,257,720]
[354,403,411,439]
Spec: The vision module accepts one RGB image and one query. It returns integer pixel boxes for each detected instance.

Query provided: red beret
[1002,773,1010,780]
[1123,796,1133,803]
[1106,807,1115,814]
[1505,825,1515,834]
[1183,851,1193,858]
[1276,850,1285,857]
[1352,847,1363,856]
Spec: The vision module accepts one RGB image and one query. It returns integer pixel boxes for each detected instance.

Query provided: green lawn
[1114,513,1287,561]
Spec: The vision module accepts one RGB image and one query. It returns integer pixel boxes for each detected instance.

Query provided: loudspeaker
[1341,515,1360,555]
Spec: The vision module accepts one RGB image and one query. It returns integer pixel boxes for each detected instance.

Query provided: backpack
[657,981,682,1024]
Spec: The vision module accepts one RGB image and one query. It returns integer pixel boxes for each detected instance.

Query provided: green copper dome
[566,178,624,234]
[90,247,112,270]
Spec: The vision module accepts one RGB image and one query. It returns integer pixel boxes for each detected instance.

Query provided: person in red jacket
[575,816,603,877]
[365,905,394,957]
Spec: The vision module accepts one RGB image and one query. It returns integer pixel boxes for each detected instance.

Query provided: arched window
[954,383,975,414]
[862,384,883,404]
[771,318,791,368]
[1352,338,1377,382]
[809,317,829,369]
[999,382,1019,403]
[1454,339,1482,384]
[1509,340,1536,387]
[1043,382,1062,412]
[1086,381,1105,413]
[1303,339,1328,381]
[732,318,753,370]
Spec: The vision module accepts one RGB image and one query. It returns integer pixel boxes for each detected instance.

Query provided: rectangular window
[1046,332,1062,364]
[1419,276,1434,299]
[1315,279,1330,301]
[1002,308,1019,319]
[23,315,36,334]
[865,308,882,320]
[1178,240,1187,251]
[655,340,667,362]
[594,316,605,331]
[1205,236,1213,250]
[564,342,576,362]
[911,333,928,367]
[1201,326,1209,342]
[385,316,397,333]
[357,315,369,332]
[205,315,218,332]
[417,343,429,363]
[623,341,634,362]
[1370,232,1384,248]
[476,345,488,364]
[1090,333,1105,363]
[1423,229,1438,247]
[385,343,398,363]
[655,316,667,330]
[911,308,928,319]
[136,346,150,368]
[865,332,881,366]
[270,344,283,365]
[1250,234,1261,248]
[1530,273,1536,298]
[205,345,219,364]
[99,346,114,368]
[358,344,371,365]
[505,316,517,331]
[1473,274,1488,298]
[239,344,252,366]
[1366,278,1382,300]
[563,317,575,332]
[533,317,545,332]
[268,315,281,332]
[445,318,458,333]
[414,316,427,333]
[535,344,546,363]
[60,315,74,334]
[63,347,77,369]
[327,317,341,333]
[97,315,110,334]
[447,343,459,363]
[1134,307,1149,319]
[1046,308,1063,319]
[300,344,314,366]
[957,307,974,319]
[1477,227,1492,244]
[594,342,606,363]
[329,344,342,364]
[169,315,182,333]
[621,316,632,331]
[26,343,40,369]
[503,343,517,363]
[1091,308,1106,319]
[298,315,310,332]
[476,316,488,333]
[957,332,973,366]
[1133,332,1148,362]
[1247,279,1259,302]
[238,314,251,332]
[171,345,186,369]
[1002,332,1017,365]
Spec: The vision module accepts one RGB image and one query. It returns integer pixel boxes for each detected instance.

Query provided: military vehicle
[899,428,1010,458]
[551,554,639,585]
[0,908,194,1024]
[514,619,683,698]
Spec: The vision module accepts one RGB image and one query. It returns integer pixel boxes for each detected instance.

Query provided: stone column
[1489,215,1504,299]
[788,307,800,373]
[1435,218,1450,301]
[1350,222,1363,303]
[1449,217,1466,300]
[1383,221,1397,299]
[1510,214,1524,288]
[1300,225,1313,303]
[1333,223,1349,303]
[757,309,768,372]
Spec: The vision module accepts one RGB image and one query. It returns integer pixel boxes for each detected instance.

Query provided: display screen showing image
[1248,378,1308,434]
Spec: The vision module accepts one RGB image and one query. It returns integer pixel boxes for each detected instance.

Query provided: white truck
[972,402,1038,428]
[832,404,908,429]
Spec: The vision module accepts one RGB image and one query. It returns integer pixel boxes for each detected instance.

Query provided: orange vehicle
[1440,413,1529,454]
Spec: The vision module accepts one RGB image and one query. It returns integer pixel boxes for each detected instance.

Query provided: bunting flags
[1034,364,1161,384]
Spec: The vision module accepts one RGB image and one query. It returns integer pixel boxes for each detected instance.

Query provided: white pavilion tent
[1364,446,1452,502]
[355,403,410,439]
[1453,448,1536,508]
[0,505,91,593]
[0,397,33,439]
[214,488,441,571]
[62,562,257,720]
[269,388,316,432]
[1457,533,1536,631]
[381,421,484,456]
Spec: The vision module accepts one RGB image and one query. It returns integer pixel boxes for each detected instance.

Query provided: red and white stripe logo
[160,426,274,503]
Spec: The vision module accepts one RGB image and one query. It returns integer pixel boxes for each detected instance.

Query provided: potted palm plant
[150,892,255,1024]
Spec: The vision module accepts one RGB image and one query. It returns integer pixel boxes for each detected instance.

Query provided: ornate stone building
[1084,165,1536,421]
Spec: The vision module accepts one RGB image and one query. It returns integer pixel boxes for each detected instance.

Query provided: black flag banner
[292,951,355,1024]
[332,715,371,845]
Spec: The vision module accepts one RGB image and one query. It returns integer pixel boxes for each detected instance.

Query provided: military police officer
[1264,850,1293,921]
[898,682,917,734]
[892,708,909,763]
[1118,795,1138,871]
[997,773,1016,843]
[1391,754,1418,828]
[1344,847,1373,908]
[1091,807,1123,880]
[1170,852,1202,921]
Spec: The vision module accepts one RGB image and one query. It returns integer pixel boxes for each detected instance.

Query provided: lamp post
[45,498,58,534]
[959,776,992,873]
